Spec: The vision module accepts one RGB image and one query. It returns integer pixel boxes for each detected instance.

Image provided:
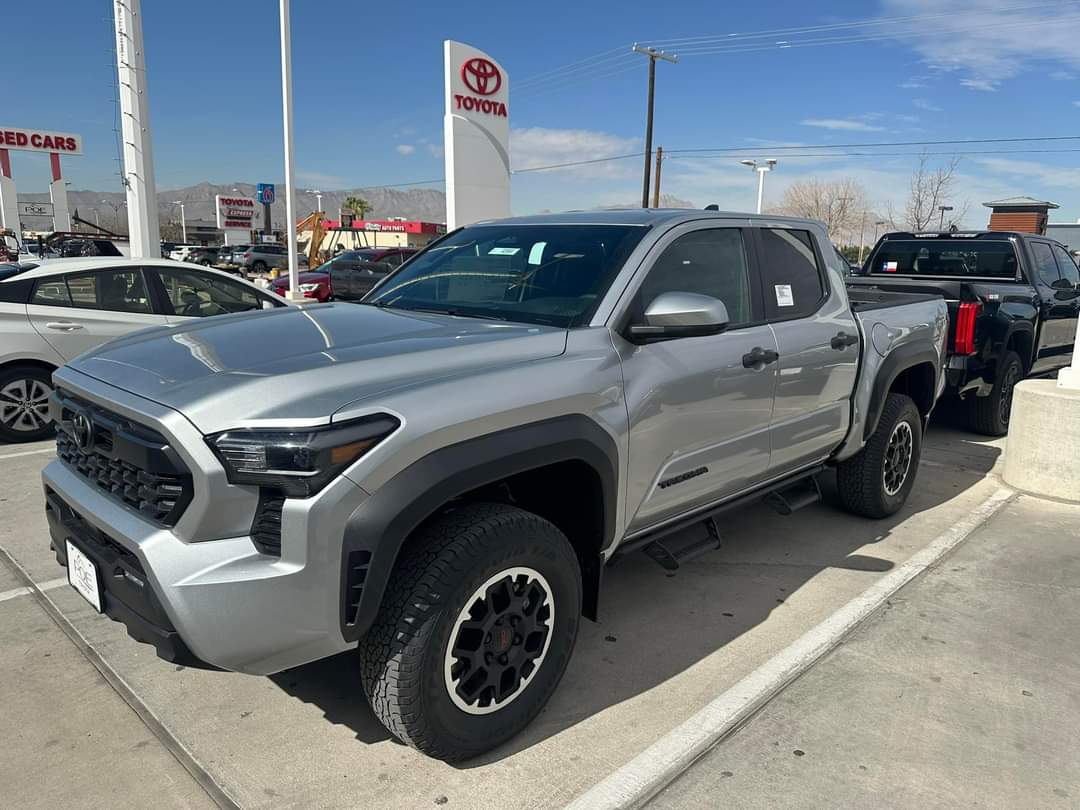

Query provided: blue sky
[8,0,1080,226]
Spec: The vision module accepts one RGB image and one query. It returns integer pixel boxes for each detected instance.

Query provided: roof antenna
[704,204,719,211]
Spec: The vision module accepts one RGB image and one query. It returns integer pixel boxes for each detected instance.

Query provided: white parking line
[565,487,1016,810]
[0,576,67,603]
[0,447,55,461]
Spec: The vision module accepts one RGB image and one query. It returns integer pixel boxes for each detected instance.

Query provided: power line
[648,0,1077,47]
[512,152,643,174]
[670,147,1080,159]
[667,135,1080,154]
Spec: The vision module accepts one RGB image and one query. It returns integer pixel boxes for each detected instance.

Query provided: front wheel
[359,503,582,761]
[0,366,55,443]
[837,392,922,519]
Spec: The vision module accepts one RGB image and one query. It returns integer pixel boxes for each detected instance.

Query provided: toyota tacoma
[42,210,948,760]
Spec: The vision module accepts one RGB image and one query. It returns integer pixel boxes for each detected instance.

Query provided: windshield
[364,224,647,327]
[869,239,1019,279]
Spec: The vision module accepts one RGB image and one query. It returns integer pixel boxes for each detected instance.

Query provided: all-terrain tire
[968,350,1022,437]
[837,392,922,519]
[358,502,582,762]
[0,365,55,443]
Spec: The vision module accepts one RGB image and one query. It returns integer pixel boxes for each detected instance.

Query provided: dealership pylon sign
[443,41,510,229]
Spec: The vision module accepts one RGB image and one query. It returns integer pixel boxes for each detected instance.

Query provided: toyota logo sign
[461,58,502,96]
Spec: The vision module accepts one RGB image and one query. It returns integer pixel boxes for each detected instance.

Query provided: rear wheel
[0,366,55,443]
[359,503,582,761]
[251,260,267,273]
[968,350,1022,437]
[837,392,922,519]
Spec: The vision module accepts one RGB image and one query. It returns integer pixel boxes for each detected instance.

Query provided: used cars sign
[0,127,83,155]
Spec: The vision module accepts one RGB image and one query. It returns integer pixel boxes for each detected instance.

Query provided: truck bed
[845,284,945,312]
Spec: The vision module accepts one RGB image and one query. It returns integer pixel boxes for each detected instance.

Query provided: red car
[270,247,418,302]
[270,270,332,302]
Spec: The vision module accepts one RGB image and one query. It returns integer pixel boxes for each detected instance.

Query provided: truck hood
[66,303,567,433]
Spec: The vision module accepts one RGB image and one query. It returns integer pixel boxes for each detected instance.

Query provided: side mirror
[1051,277,1075,291]
[629,292,730,343]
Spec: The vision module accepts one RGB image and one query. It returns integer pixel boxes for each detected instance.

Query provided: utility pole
[113,0,160,257]
[633,44,677,209]
[857,210,867,263]
[651,146,664,208]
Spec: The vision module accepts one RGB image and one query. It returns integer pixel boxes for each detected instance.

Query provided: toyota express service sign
[443,41,510,229]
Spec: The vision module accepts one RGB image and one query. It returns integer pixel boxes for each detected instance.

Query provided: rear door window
[1031,242,1061,287]
[756,228,826,320]
[154,267,277,316]
[61,268,153,313]
[1051,245,1080,287]
[31,277,73,307]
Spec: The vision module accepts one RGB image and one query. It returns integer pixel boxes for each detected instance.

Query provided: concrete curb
[564,487,1016,810]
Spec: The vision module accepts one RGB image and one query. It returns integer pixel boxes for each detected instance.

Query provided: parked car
[268,270,332,302]
[238,244,307,273]
[168,244,200,262]
[40,211,948,759]
[216,244,250,271]
[186,246,220,266]
[0,257,287,442]
[849,230,1080,435]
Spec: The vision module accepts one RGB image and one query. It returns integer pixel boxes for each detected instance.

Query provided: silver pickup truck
[41,210,947,761]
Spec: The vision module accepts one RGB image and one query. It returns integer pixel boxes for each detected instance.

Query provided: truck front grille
[54,390,194,526]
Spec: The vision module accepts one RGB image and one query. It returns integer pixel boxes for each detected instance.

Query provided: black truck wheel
[837,392,922,519]
[968,350,1022,437]
[358,503,582,761]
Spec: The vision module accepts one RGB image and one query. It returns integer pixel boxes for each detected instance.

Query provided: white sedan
[0,257,289,442]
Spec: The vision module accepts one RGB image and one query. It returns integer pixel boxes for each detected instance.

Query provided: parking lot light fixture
[171,201,186,242]
[741,159,777,214]
[305,189,323,213]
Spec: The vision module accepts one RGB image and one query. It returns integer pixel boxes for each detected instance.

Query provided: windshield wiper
[405,306,510,322]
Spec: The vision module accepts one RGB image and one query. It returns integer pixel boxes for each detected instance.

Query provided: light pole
[101,199,126,232]
[740,159,777,214]
[171,201,187,242]
[857,211,868,264]
[279,0,303,301]
[938,205,953,230]
[305,189,323,213]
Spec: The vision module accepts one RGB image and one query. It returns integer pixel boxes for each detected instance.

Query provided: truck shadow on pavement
[270,420,1002,763]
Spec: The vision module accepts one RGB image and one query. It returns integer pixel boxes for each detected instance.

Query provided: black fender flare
[339,415,619,641]
[864,343,941,441]
[996,320,1036,373]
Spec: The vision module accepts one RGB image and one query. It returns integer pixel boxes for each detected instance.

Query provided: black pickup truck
[848,231,1080,435]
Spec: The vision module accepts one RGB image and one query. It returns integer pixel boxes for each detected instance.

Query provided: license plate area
[66,539,102,612]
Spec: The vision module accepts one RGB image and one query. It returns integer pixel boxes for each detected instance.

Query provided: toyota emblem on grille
[71,410,94,450]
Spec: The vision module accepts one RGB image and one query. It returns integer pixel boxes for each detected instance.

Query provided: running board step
[643,518,721,571]
[763,477,822,516]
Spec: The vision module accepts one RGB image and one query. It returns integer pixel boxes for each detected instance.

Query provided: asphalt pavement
[0,418,1074,809]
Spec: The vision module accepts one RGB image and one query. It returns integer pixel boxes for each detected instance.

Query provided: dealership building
[303,219,448,254]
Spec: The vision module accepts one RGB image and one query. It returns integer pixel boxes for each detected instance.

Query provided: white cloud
[427,143,444,158]
[974,156,1080,189]
[881,0,1080,89]
[1051,70,1076,81]
[912,98,942,112]
[510,127,639,178]
[800,118,886,132]
[396,144,416,156]
[296,170,346,188]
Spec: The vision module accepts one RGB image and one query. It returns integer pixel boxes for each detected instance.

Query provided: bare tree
[768,177,874,243]
[891,152,970,231]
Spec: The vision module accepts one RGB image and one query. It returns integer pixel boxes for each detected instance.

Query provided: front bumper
[42,369,370,675]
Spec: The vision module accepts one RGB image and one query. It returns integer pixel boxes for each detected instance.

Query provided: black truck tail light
[954,301,982,355]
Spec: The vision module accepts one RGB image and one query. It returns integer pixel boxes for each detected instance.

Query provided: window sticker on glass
[884,260,899,273]
[775,284,794,307]
[488,247,520,256]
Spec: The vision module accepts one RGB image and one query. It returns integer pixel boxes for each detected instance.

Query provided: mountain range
[15,183,696,233]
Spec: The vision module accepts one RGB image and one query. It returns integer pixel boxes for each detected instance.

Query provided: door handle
[831,331,860,350]
[45,322,84,331]
[742,346,780,368]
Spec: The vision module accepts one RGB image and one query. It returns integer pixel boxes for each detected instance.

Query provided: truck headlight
[207,414,400,497]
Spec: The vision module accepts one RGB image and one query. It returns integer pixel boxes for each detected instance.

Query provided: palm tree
[343,196,372,220]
